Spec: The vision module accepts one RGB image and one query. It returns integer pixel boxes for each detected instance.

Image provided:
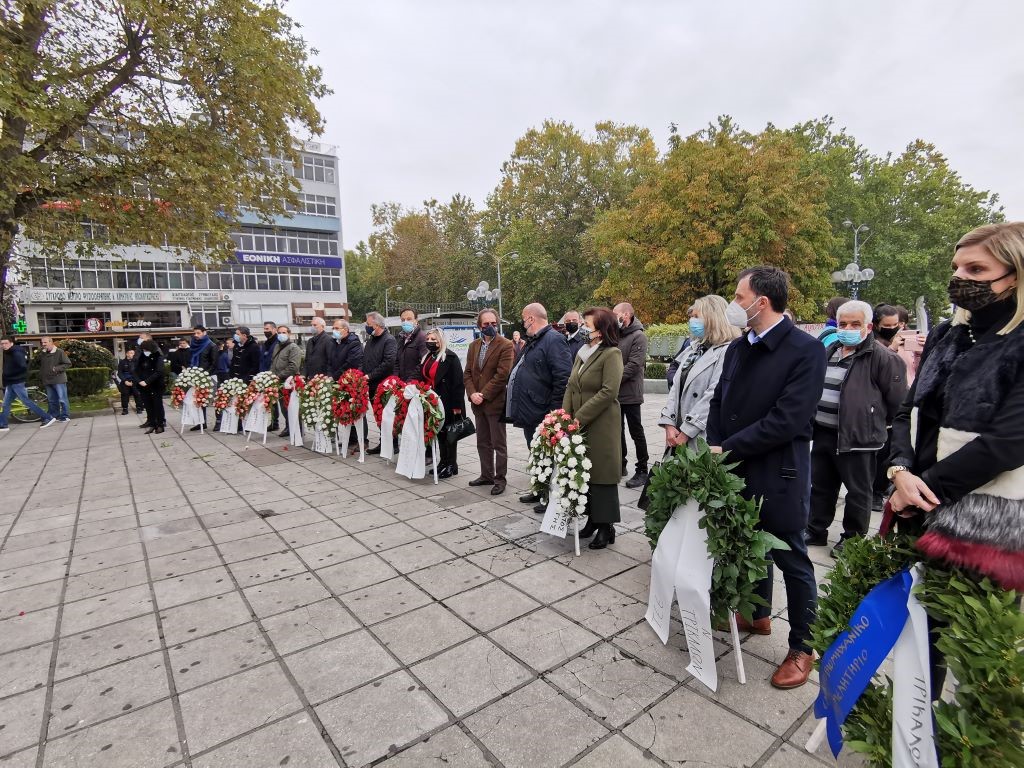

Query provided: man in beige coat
[463,308,515,494]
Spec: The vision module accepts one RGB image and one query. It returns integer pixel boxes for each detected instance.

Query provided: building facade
[17,140,347,351]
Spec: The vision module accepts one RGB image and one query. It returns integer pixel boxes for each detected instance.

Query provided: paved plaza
[0,398,865,767]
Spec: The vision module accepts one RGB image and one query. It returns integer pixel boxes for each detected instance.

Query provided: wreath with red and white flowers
[299,374,339,433]
[526,408,591,518]
[171,367,216,409]
[334,369,371,426]
[213,378,248,412]
[237,371,281,418]
[372,375,407,435]
[412,381,445,445]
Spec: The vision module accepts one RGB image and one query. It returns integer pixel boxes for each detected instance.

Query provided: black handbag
[637,462,660,511]
[444,415,476,445]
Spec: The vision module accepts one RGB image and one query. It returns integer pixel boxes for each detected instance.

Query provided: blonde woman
[659,295,741,446]
[420,329,465,478]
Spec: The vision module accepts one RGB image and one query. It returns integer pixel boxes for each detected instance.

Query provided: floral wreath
[409,381,445,445]
[280,374,305,409]
[213,378,248,412]
[298,374,338,433]
[334,368,370,426]
[171,367,216,409]
[372,375,407,435]
[237,371,281,418]
[526,408,591,518]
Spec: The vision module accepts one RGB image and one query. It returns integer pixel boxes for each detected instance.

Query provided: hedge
[645,362,667,380]
[66,367,112,397]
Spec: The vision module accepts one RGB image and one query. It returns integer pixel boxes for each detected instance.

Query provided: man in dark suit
[464,308,515,495]
[707,265,827,690]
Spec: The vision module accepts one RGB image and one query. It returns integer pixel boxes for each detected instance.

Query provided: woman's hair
[583,307,619,347]
[952,222,1024,334]
[425,328,448,361]
[140,339,160,354]
[691,295,740,346]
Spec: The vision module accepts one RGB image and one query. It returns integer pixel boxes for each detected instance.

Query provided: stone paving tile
[465,543,546,576]
[284,629,399,704]
[352,521,423,553]
[146,545,224,580]
[571,734,663,766]
[465,679,607,768]
[443,580,541,632]
[142,529,211,559]
[151,565,235,610]
[158,591,251,644]
[0,607,59,655]
[0,746,38,767]
[55,613,161,680]
[215,532,287,564]
[167,623,274,691]
[48,652,169,737]
[294,535,372,570]
[226,550,309,588]
[623,686,776,766]
[279,519,347,548]
[371,603,477,665]
[261,599,360,656]
[316,553,398,594]
[377,538,455,572]
[0,688,46,757]
[63,559,150,602]
[554,583,646,636]
[243,572,330,618]
[504,559,596,604]
[315,670,449,767]
[39,700,182,768]
[488,608,601,672]
[60,583,155,636]
[0,540,71,571]
[344,576,433,625]
[377,725,492,767]
[179,663,303,754]
[434,526,507,557]
[412,636,531,717]
[0,559,69,595]
[406,558,494,600]
[0,642,52,698]
[190,712,337,768]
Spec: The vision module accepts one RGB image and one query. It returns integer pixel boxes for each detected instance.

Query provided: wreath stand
[539,481,581,556]
[243,394,269,445]
[179,388,205,434]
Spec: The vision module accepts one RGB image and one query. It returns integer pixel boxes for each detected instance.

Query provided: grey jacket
[270,340,302,380]
[658,342,730,440]
[39,347,72,385]
[616,318,648,405]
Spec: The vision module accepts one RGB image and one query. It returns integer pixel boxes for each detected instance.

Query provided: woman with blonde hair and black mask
[659,295,741,447]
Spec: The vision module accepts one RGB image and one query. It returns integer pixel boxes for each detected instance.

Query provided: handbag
[637,447,673,511]
[444,415,476,445]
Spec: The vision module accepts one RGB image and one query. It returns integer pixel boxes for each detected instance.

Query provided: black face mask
[426,342,440,353]
[876,326,899,341]
[565,322,579,334]
[948,272,1014,312]
[264,331,274,339]
[480,325,497,338]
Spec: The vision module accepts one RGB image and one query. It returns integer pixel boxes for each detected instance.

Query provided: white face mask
[726,297,763,328]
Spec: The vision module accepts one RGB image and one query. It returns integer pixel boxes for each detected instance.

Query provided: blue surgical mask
[233,333,241,343]
[688,319,705,338]
[277,333,288,343]
[136,337,143,345]
[837,329,863,347]
[142,350,151,357]
[365,324,374,335]
[332,329,341,340]
[401,321,415,334]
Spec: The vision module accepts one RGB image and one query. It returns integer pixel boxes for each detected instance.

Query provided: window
[295,155,336,183]
[38,312,111,334]
[230,226,339,256]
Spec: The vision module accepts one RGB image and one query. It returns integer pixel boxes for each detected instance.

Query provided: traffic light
[12,319,27,333]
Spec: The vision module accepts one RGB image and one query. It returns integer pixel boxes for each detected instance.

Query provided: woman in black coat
[136,339,166,433]
[420,329,465,478]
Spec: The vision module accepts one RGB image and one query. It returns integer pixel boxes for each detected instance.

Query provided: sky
[286,0,1024,249]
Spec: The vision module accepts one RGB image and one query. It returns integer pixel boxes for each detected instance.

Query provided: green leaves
[642,439,776,621]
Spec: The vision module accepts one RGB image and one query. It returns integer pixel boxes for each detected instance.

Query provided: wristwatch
[886,465,909,481]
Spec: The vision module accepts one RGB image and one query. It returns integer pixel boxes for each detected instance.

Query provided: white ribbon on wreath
[218,400,239,434]
[283,377,303,447]
[396,384,432,481]
[311,427,332,454]
[891,564,938,768]
[243,393,269,444]
[180,387,205,431]
[380,397,398,462]
[335,420,366,462]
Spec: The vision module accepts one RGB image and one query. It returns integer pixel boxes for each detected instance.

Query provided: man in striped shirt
[804,300,907,556]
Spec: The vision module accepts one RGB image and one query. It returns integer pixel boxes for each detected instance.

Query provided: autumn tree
[590,117,834,322]
[0,0,327,330]
[484,120,657,316]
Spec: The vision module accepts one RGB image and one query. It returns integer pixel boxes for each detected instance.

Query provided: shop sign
[235,251,343,269]
[26,289,225,303]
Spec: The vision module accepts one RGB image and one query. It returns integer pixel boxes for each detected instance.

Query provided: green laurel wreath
[642,440,788,623]
[809,534,1024,767]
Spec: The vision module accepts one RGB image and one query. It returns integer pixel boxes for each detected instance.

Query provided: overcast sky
[287,0,1024,249]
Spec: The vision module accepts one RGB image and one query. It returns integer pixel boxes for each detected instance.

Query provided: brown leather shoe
[714,614,771,635]
[490,483,506,495]
[770,649,815,689]
[468,477,494,487]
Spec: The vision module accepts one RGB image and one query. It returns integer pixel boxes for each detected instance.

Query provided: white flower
[559,498,571,510]
[565,457,577,468]
[575,503,587,515]
[559,436,570,448]
[580,483,589,494]
[571,434,583,444]
[575,445,585,455]
[581,458,593,470]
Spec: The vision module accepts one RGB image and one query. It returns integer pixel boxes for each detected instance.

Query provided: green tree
[590,117,834,322]
[343,242,384,320]
[0,0,327,331]
[484,120,657,317]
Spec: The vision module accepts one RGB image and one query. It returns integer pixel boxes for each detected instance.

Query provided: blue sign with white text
[235,252,343,269]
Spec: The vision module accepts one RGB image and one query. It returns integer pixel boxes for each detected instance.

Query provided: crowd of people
[2,221,1022,697]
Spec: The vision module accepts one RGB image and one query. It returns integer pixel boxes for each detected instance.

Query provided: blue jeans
[45,383,70,419]
[1,383,52,428]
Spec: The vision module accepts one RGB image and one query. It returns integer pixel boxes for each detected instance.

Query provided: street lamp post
[384,285,401,318]
[836,220,872,299]
[477,250,518,334]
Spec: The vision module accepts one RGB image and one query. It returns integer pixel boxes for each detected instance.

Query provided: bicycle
[6,385,50,423]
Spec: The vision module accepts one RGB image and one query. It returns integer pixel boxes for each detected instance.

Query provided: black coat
[566,332,586,360]
[362,332,398,389]
[507,324,573,429]
[707,318,827,534]
[116,357,136,384]
[304,331,334,378]
[398,327,428,382]
[135,351,166,393]
[260,336,278,373]
[229,338,261,382]
[169,347,191,375]
[331,333,364,378]
[422,352,465,420]
[190,338,218,374]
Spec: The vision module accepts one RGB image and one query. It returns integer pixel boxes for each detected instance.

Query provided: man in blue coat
[707,266,826,690]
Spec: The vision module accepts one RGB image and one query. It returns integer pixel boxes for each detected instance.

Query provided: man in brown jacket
[463,308,515,494]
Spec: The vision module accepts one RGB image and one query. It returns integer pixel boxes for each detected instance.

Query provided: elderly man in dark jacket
[707,266,826,690]
[506,302,572,511]
[804,300,907,554]
[561,310,587,359]
[396,308,427,382]
[304,316,333,378]
[331,320,364,378]
[614,302,650,488]
[362,311,398,454]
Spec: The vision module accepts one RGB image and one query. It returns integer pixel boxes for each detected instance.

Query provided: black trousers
[620,403,649,472]
[753,526,818,653]
[873,431,892,498]
[141,388,165,427]
[119,382,143,412]
[807,425,877,540]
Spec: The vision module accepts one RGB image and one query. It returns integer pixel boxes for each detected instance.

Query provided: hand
[663,425,682,447]
[890,335,904,351]
[470,392,484,406]
[709,445,723,454]
[890,471,939,512]
[453,408,462,415]
[139,381,147,387]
